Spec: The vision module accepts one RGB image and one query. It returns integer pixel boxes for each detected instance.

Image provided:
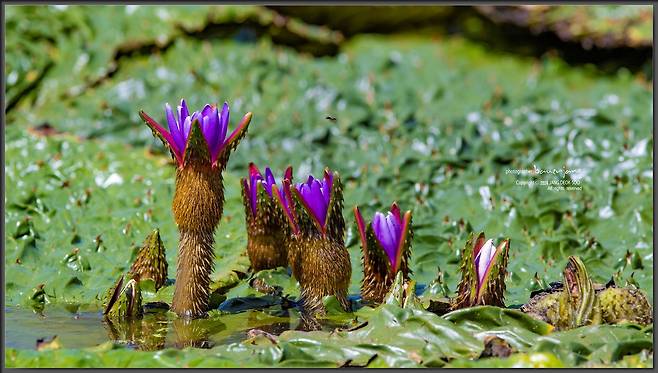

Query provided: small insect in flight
[325,115,337,122]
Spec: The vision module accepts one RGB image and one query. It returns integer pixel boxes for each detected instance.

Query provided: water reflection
[7,294,361,352]
[103,314,168,351]
[172,317,225,349]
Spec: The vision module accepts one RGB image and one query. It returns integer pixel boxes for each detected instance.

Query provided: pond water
[4,303,347,351]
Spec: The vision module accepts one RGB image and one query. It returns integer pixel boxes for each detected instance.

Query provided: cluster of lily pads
[103,98,653,335]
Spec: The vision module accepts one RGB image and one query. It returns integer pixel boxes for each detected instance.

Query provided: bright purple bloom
[140,99,250,167]
[474,238,496,288]
[245,164,292,217]
[273,177,298,234]
[354,202,410,273]
[371,204,403,268]
[295,172,333,228]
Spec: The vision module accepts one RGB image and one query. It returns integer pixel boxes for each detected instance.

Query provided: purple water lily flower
[474,238,497,289]
[372,205,403,265]
[244,163,292,217]
[294,171,333,229]
[139,99,251,167]
[355,202,411,274]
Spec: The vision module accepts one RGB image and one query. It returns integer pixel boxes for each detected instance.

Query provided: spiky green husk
[103,275,143,320]
[478,239,510,307]
[451,233,483,310]
[128,229,168,290]
[285,170,351,314]
[241,180,288,271]
[599,286,652,325]
[520,287,569,329]
[450,232,510,310]
[524,282,653,329]
[521,256,604,330]
[360,213,413,304]
[383,271,422,309]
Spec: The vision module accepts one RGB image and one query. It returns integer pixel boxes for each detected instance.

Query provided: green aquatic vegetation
[521,256,652,330]
[128,229,168,290]
[5,301,652,367]
[103,275,142,320]
[599,286,653,325]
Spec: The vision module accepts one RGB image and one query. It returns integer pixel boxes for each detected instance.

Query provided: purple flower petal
[373,212,394,260]
[320,173,332,206]
[199,105,220,158]
[372,208,405,268]
[274,180,298,234]
[201,116,211,145]
[166,103,185,152]
[179,99,190,123]
[218,102,229,149]
[264,168,276,197]
[210,106,221,157]
[390,203,402,225]
[475,239,495,285]
[309,180,327,223]
[182,116,192,140]
[249,175,261,216]
[386,213,401,249]
[201,104,213,117]
[323,170,333,191]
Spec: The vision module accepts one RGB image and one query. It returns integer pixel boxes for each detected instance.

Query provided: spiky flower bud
[103,274,143,320]
[598,286,652,325]
[451,232,510,310]
[241,164,292,271]
[383,271,422,309]
[128,229,168,290]
[354,202,413,304]
[521,256,602,330]
[271,168,351,314]
[140,99,252,318]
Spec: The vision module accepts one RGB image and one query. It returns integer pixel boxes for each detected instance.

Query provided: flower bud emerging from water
[103,274,143,320]
[241,164,292,271]
[128,229,168,291]
[272,168,351,314]
[451,232,510,310]
[354,202,413,304]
